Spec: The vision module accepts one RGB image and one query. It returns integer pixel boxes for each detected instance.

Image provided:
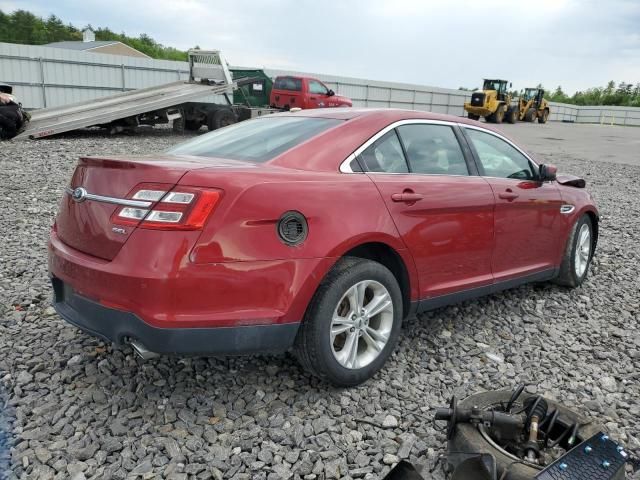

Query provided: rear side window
[397,124,469,175]
[274,77,302,92]
[357,131,409,173]
[168,117,341,162]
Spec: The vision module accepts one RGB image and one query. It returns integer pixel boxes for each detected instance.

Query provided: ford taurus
[49,109,598,386]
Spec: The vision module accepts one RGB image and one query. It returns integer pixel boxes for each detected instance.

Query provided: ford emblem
[71,187,87,203]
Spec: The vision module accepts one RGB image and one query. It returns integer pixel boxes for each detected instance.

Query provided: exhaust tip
[128,338,160,360]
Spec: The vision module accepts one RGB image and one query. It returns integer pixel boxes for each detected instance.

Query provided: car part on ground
[0,84,30,140]
[383,386,632,480]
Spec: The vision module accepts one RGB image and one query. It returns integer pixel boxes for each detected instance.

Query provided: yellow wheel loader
[464,79,518,124]
[518,88,550,123]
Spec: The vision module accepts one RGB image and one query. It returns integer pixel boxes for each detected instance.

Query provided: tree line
[0,9,189,61]
[545,81,640,107]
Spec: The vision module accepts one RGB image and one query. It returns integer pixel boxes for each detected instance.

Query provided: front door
[463,127,565,281]
[307,79,330,108]
[360,122,496,300]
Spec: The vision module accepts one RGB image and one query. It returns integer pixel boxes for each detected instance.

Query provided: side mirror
[539,164,557,182]
[327,89,335,96]
[509,82,512,88]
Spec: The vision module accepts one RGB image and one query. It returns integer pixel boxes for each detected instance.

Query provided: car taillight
[111,183,221,231]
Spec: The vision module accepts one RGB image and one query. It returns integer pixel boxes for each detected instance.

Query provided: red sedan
[49,109,598,386]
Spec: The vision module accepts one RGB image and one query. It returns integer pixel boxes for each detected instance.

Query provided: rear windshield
[167,116,342,162]
[274,77,302,91]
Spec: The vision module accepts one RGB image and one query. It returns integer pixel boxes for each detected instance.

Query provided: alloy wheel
[330,280,394,369]
[574,223,591,277]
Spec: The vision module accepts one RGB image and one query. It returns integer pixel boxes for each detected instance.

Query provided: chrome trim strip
[65,187,153,208]
[560,204,575,214]
[338,118,539,174]
[339,119,460,173]
[340,153,358,173]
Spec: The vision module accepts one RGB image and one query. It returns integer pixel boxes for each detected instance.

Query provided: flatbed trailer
[13,50,271,140]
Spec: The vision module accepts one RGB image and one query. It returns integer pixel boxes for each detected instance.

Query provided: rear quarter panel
[179,167,419,301]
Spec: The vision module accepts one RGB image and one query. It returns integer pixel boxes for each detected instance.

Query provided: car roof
[271,107,499,130]
[268,108,513,172]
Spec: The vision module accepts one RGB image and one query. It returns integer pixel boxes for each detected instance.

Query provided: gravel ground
[0,125,639,480]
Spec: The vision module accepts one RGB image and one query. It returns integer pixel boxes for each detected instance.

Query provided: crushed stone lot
[0,123,639,480]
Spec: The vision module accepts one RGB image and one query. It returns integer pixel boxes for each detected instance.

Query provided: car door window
[358,130,409,173]
[465,129,536,180]
[397,124,469,175]
[274,77,302,91]
[308,80,329,95]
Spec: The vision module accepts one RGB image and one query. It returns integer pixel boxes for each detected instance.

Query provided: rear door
[462,126,565,281]
[360,121,495,300]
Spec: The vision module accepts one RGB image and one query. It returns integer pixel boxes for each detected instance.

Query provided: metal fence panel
[3,41,640,125]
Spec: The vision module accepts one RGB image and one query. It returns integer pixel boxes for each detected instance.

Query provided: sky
[1,0,639,94]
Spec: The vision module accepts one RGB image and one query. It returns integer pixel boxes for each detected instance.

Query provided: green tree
[0,8,188,60]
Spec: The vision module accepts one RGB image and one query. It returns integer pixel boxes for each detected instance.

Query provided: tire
[207,108,237,131]
[554,214,594,287]
[525,108,536,122]
[494,105,505,124]
[184,120,202,131]
[451,390,603,480]
[506,107,518,124]
[538,109,549,124]
[171,116,185,133]
[468,113,480,121]
[294,257,403,387]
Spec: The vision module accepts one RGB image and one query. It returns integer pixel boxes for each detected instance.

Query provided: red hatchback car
[49,109,598,386]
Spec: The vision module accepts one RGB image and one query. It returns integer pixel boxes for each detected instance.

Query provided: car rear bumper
[48,230,336,354]
[52,277,299,354]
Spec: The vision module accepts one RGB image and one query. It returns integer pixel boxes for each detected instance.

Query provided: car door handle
[498,189,519,201]
[391,192,424,203]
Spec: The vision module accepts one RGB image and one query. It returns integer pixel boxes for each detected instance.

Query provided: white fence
[2,41,639,126]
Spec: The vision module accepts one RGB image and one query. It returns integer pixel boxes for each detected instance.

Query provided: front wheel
[538,109,549,124]
[555,214,594,287]
[294,257,403,386]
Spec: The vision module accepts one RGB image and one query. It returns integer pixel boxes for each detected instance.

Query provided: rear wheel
[538,109,549,124]
[494,105,505,124]
[184,119,202,131]
[554,215,594,287]
[468,113,480,121]
[525,108,537,122]
[207,108,237,131]
[294,257,403,386]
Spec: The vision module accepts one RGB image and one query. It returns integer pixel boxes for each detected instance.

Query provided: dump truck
[464,79,518,124]
[518,87,550,123]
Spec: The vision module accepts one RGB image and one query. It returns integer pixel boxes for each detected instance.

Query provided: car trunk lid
[55,154,221,260]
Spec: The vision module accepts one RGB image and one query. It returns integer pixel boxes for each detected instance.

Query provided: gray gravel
[0,124,639,480]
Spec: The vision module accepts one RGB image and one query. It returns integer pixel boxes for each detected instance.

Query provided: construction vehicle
[518,87,550,123]
[464,79,518,124]
[14,50,277,140]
